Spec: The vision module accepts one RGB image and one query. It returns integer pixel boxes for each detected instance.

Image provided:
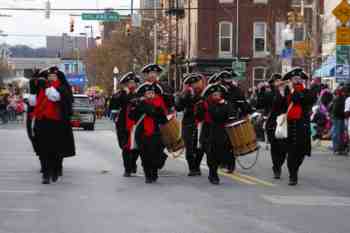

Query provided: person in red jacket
[282,68,313,185]
[33,66,75,184]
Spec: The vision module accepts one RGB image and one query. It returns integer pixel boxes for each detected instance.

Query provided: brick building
[177,0,292,89]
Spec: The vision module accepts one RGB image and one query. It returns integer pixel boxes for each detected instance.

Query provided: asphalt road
[1,119,350,233]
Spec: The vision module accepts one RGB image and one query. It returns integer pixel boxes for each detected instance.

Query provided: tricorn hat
[136,82,163,96]
[202,84,227,98]
[141,63,163,74]
[282,67,309,81]
[119,72,141,84]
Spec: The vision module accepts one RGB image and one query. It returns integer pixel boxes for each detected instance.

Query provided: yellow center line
[234,172,276,187]
[218,170,257,185]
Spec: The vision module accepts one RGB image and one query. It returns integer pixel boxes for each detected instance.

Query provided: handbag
[275,114,288,139]
[275,103,293,139]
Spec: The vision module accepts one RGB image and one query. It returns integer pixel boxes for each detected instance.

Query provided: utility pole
[235,0,239,57]
[154,0,158,63]
[187,0,191,74]
[175,0,179,91]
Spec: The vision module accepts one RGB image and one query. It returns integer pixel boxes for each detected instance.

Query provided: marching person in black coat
[139,64,174,169]
[129,82,169,183]
[195,84,236,185]
[283,68,313,186]
[26,70,43,171]
[112,72,141,177]
[175,73,205,176]
[264,73,289,179]
[208,70,251,173]
[33,66,75,184]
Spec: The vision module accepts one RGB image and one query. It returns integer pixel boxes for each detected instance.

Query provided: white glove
[28,94,36,106]
[45,87,61,102]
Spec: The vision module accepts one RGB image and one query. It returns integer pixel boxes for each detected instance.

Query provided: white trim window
[219,21,233,57]
[253,22,267,57]
[253,67,266,88]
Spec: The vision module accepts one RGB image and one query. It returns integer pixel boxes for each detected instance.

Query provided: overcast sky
[0,0,139,48]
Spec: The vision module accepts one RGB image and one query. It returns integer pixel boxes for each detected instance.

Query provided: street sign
[82,12,120,22]
[336,45,350,82]
[281,59,292,75]
[337,26,350,45]
[332,0,350,25]
[232,60,246,80]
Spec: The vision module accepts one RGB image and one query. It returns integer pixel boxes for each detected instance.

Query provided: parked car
[71,94,96,131]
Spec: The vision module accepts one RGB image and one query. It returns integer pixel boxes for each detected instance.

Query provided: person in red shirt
[33,67,75,184]
[282,68,314,186]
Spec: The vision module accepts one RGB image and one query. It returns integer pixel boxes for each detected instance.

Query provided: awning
[313,56,336,78]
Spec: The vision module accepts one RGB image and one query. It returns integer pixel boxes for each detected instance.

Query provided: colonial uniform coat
[265,87,289,176]
[129,83,168,183]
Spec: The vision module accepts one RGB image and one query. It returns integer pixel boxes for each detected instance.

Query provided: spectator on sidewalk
[0,95,8,124]
[331,86,347,155]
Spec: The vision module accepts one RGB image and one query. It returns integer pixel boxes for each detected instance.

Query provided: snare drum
[225,119,258,156]
[160,117,185,153]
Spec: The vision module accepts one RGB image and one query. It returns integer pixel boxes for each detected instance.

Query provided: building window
[219,21,232,57]
[254,0,268,3]
[74,63,79,74]
[253,22,267,57]
[64,64,70,74]
[253,67,266,88]
[219,0,233,3]
[294,26,305,42]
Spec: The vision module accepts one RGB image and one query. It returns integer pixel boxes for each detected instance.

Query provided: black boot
[42,174,50,184]
[288,175,298,186]
[144,168,153,184]
[273,167,281,179]
[208,167,220,185]
[151,169,158,182]
[123,171,132,177]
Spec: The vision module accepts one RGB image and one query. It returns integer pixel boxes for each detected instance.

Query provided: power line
[0,7,239,12]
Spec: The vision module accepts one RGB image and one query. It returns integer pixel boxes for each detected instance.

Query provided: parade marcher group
[25,63,316,187]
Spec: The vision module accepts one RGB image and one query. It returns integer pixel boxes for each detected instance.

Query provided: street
[1,120,350,233]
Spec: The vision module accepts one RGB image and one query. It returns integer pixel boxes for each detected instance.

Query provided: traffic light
[125,23,131,36]
[287,11,296,24]
[70,18,74,33]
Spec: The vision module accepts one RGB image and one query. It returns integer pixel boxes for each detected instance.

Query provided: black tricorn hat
[119,72,141,84]
[183,73,203,85]
[202,84,227,98]
[136,82,163,96]
[141,63,163,74]
[282,67,309,81]
[216,70,239,81]
[208,73,219,84]
[268,73,283,84]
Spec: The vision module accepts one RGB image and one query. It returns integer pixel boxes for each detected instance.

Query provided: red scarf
[287,83,304,120]
[143,95,168,137]
[33,80,61,121]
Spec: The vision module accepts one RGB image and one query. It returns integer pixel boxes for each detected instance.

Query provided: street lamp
[85,25,94,48]
[113,66,119,93]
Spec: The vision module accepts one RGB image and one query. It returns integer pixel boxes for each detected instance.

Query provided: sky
[0,0,139,48]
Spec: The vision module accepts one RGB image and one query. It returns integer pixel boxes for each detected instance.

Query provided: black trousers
[185,148,204,172]
[287,150,305,180]
[41,154,61,179]
[122,150,139,173]
[183,124,204,171]
[139,136,164,180]
[270,139,288,173]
